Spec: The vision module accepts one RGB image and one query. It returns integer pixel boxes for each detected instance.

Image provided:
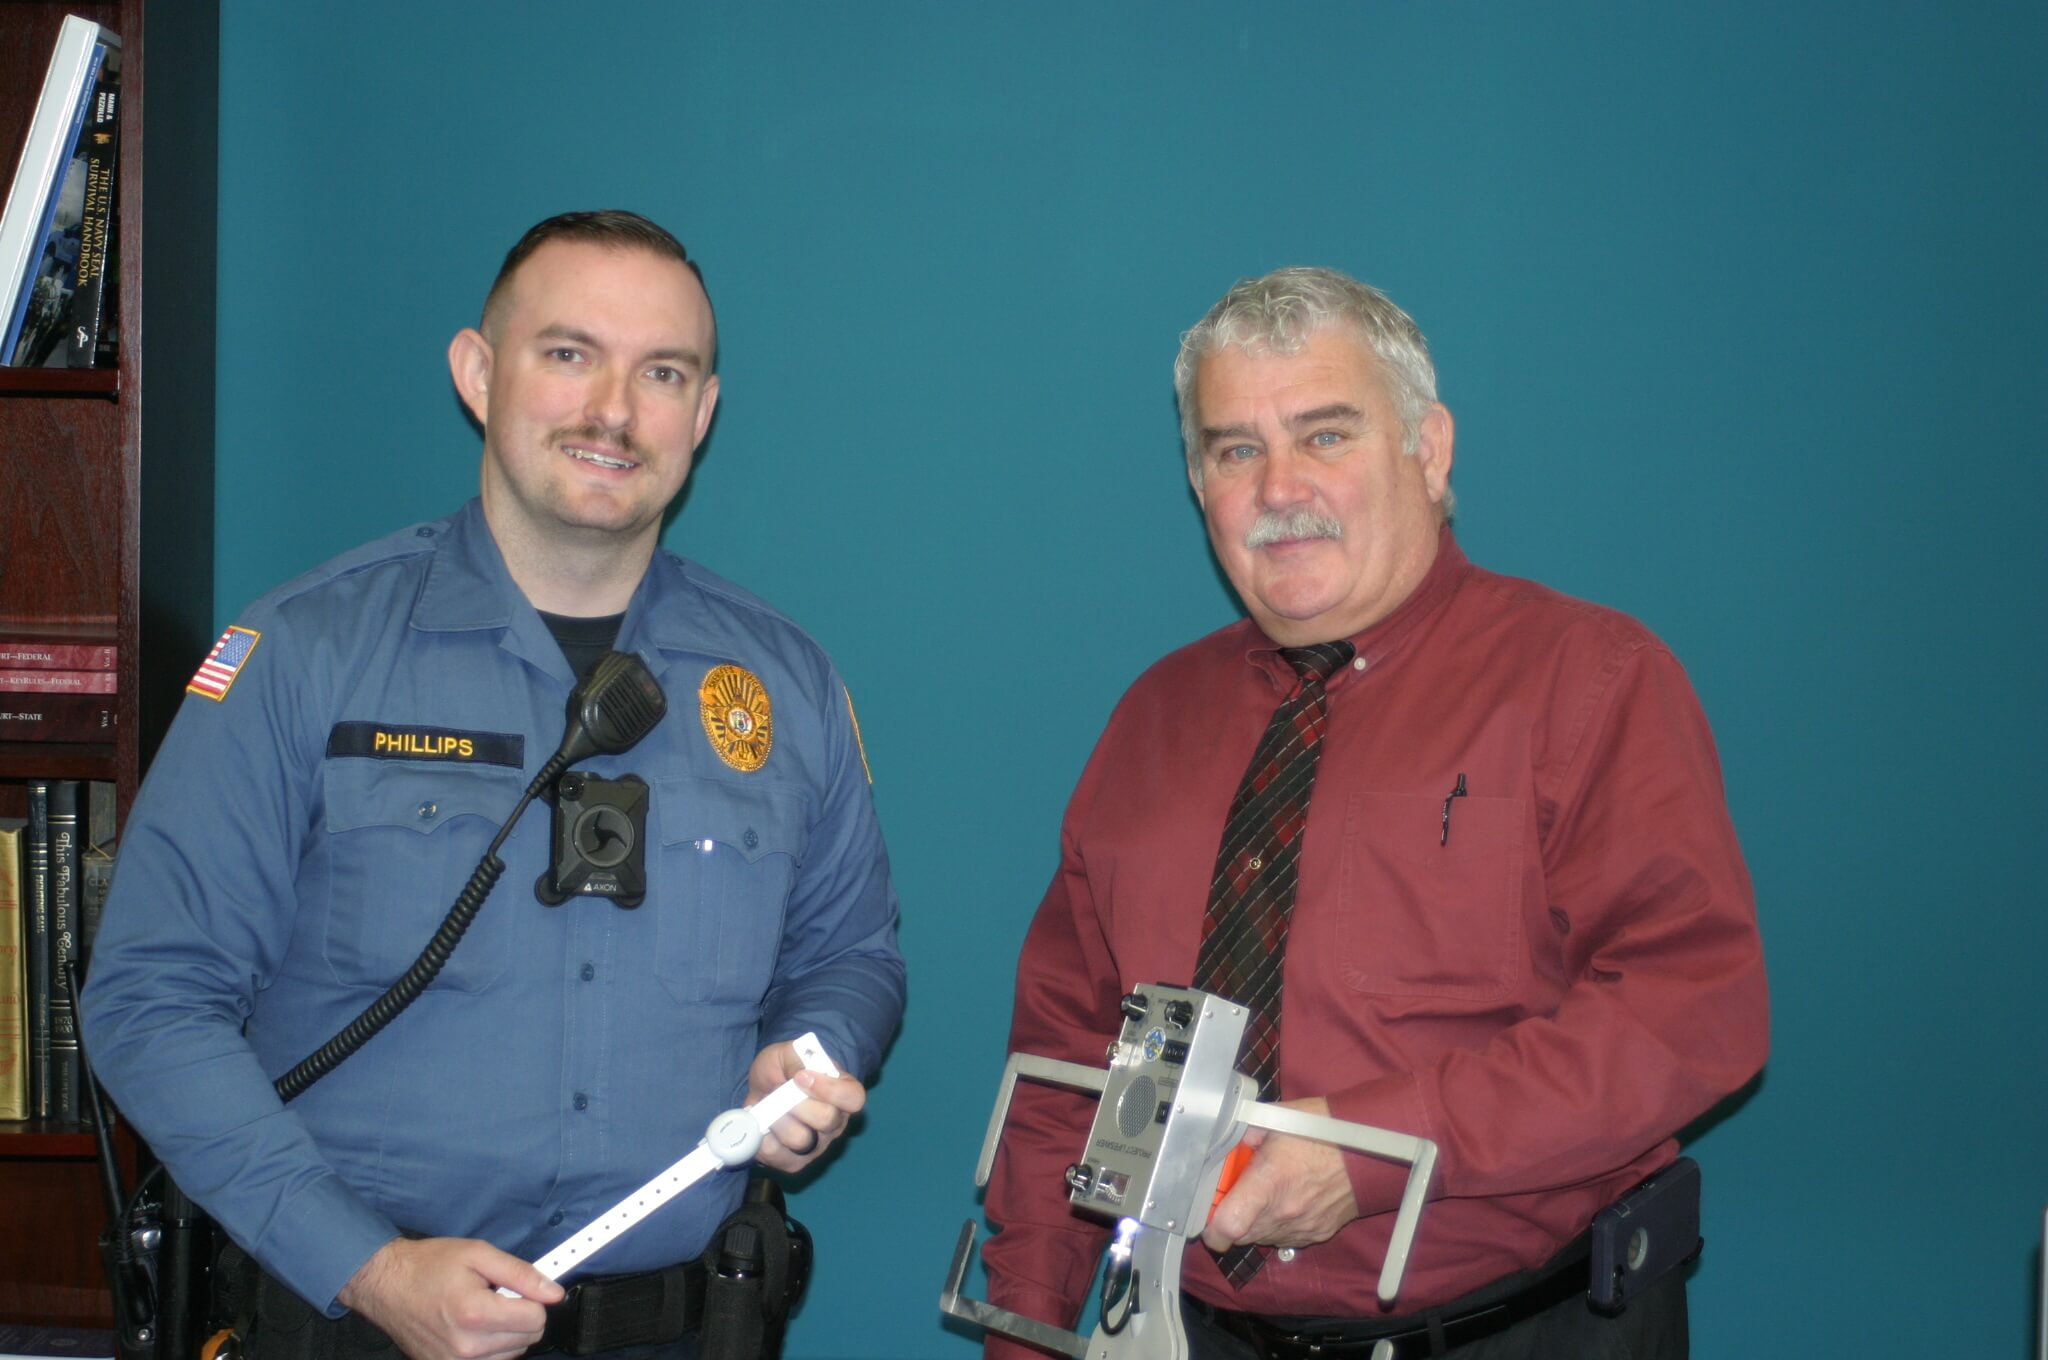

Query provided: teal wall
[212,4,2048,1354]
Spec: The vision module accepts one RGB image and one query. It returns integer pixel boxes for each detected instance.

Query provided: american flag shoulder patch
[188,625,262,701]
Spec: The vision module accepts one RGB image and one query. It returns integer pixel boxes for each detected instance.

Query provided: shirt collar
[411,499,524,632]
[408,498,751,688]
[1245,524,1470,693]
[406,500,567,683]
[617,549,746,669]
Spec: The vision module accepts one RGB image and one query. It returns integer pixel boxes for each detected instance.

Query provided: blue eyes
[1216,432,1345,464]
[543,349,685,386]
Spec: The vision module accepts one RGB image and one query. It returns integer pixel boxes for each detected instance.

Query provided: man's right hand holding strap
[339,1237,566,1360]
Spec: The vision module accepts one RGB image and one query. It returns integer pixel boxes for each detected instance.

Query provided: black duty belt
[240,1255,703,1360]
[1186,1243,1590,1360]
[533,1261,706,1356]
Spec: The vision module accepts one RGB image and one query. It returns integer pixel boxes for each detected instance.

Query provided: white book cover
[0,15,105,355]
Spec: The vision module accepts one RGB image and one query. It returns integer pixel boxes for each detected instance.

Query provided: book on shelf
[46,780,81,1123]
[80,781,115,973]
[0,695,118,742]
[0,17,117,367]
[80,837,113,979]
[0,16,102,355]
[0,670,118,694]
[0,818,25,1121]
[24,781,50,1119]
[54,45,120,369]
[7,33,118,367]
[87,776,114,847]
[0,631,118,671]
[71,785,112,1122]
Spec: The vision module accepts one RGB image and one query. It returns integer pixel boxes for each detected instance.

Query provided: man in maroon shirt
[981,268,1768,1358]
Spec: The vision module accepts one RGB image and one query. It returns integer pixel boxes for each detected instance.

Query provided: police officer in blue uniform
[81,211,905,1360]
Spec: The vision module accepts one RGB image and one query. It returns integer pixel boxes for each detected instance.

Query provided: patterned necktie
[1193,639,1354,1285]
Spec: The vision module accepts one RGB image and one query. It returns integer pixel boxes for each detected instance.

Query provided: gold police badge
[700,664,773,772]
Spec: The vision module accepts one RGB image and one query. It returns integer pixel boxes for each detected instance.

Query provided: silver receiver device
[941,984,1439,1360]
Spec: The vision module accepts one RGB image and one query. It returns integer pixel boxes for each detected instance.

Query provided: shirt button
[580,963,595,981]
[743,828,759,850]
[1351,656,1367,671]
[573,1093,589,1111]
[1277,1247,1297,1263]
[1248,855,1264,871]
[416,802,437,820]
[546,1210,564,1227]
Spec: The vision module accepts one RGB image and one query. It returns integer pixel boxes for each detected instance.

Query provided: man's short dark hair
[480,210,712,354]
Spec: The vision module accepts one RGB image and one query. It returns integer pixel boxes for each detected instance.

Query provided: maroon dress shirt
[983,530,1769,1345]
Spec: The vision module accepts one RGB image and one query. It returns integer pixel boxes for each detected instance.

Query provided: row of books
[1,779,115,1125]
[0,13,122,369]
[0,629,119,743]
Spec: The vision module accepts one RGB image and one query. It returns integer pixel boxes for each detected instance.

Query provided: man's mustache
[552,424,642,461]
[1245,508,1343,549]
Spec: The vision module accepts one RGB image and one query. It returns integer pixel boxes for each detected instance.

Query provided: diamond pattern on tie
[1193,639,1353,1286]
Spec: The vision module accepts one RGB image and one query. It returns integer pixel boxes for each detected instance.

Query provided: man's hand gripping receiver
[502,1033,838,1293]
[940,986,1438,1360]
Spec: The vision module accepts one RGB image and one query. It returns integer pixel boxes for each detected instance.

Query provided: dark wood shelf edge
[0,368,120,398]
[0,1122,105,1158]
[0,742,119,780]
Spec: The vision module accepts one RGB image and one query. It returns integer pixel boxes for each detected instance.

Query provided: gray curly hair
[1175,268,1445,512]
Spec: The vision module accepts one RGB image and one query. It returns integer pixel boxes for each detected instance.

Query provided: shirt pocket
[318,759,527,992]
[654,776,808,1006]
[1336,790,1526,1002]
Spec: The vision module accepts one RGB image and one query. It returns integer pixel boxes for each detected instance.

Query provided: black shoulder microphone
[273,651,667,1102]
[537,649,669,785]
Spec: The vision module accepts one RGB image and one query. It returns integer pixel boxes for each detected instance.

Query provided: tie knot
[1280,641,1355,685]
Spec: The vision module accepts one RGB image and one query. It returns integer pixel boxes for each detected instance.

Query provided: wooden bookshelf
[0,0,218,1330]
[0,368,119,398]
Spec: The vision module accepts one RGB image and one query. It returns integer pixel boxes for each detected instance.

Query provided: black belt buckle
[1256,1322,1403,1359]
[1254,1301,1534,1360]
[539,1280,587,1354]
[1589,1156,1702,1315]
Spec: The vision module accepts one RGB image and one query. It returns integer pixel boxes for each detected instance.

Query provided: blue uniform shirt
[81,500,905,1314]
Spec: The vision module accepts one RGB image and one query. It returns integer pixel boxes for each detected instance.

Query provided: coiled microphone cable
[272,650,668,1102]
